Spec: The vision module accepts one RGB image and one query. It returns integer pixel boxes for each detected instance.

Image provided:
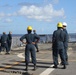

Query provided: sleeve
[20,35,26,41]
[10,34,12,40]
[52,31,56,43]
[52,30,56,50]
[52,31,56,50]
[35,34,40,40]
[34,34,40,43]
[65,32,69,42]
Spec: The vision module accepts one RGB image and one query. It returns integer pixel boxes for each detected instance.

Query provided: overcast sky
[0,0,76,34]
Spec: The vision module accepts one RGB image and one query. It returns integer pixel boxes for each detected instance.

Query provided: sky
[0,0,76,34]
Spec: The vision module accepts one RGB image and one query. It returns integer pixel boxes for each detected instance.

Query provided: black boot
[53,65,57,68]
[25,64,28,71]
[62,65,66,69]
[37,49,39,52]
[33,64,36,70]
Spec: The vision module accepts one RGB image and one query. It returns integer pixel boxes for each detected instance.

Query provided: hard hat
[27,26,32,30]
[63,22,67,27]
[57,22,63,27]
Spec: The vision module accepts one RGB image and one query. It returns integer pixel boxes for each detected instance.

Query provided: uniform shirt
[52,29,66,50]
[20,33,40,44]
[1,34,8,43]
[63,29,69,48]
[33,32,39,42]
[8,34,12,41]
[63,29,68,42]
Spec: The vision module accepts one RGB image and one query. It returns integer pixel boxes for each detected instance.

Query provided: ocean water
[0,34,76,48]
[11,33,76,47]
